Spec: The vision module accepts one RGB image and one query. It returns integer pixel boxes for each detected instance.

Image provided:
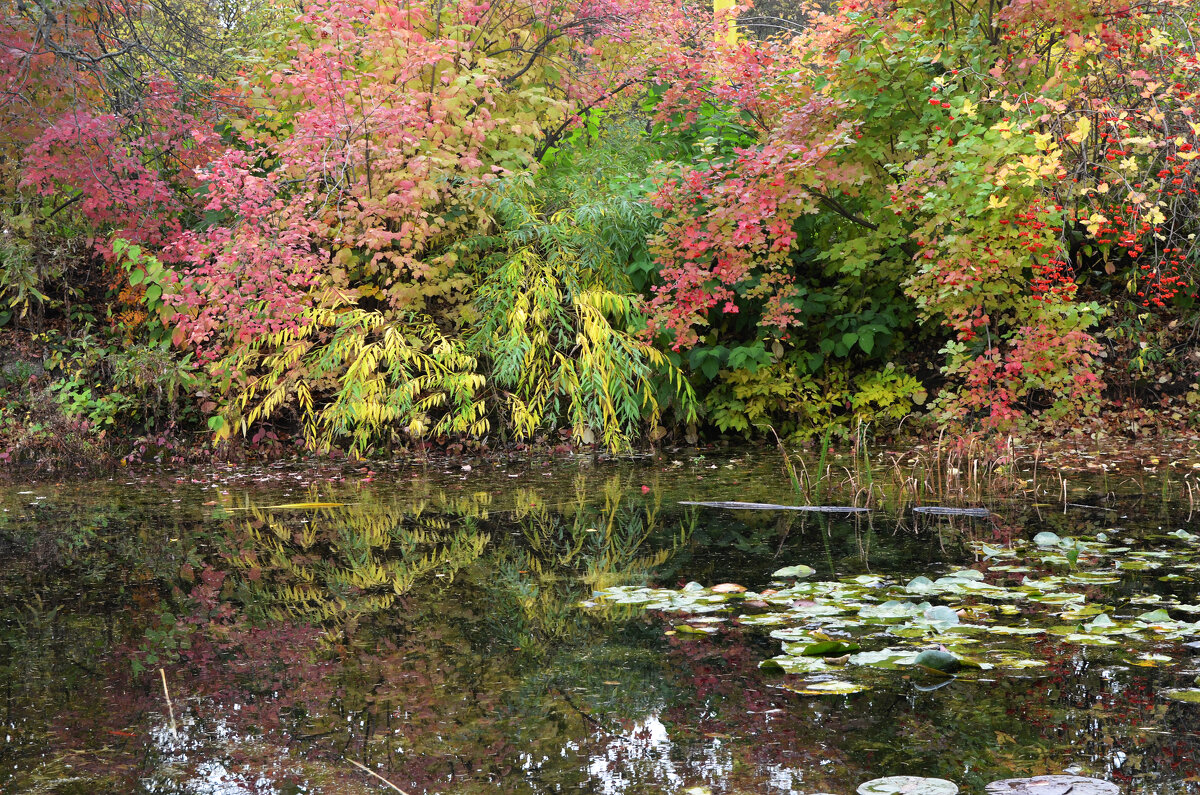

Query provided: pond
[4,449,1200,794]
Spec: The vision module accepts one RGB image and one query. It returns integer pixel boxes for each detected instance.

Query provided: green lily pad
[673,623,718,634]
[761,654,830,674]
[1117,559,1161,571]
[1084,613,1118,633]
[788,640,862,657]
[861,600,923,620]
[985,775,1117,794]
[985,651,1046,668]
[858,776,959,794]
[848,648,922,668]
[1164,688,1200,703]
[787,602,848,617]
[913,649,962,675]
[983,625,1045,636]
[1060,633,1121,645]
[773,565,816,578]
[922,606,960,626]
[736,613,791,626]
[787,680,870,695]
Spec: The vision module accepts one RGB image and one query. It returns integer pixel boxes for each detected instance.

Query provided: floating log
[679,501,869,513]
[985,775,1119,795]
[912,506,991,517]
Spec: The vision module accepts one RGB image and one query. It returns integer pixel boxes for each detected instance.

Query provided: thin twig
[159,668,177,739]
[347,758,412,795]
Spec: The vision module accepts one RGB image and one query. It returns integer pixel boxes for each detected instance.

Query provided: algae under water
[3,451,1200,793]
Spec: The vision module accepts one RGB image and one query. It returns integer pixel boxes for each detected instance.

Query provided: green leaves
[773,564,816,578]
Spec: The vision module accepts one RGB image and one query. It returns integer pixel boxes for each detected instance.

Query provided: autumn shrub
[637,0,1200,437]
[211,124,694,454]
[8,0,1200,455]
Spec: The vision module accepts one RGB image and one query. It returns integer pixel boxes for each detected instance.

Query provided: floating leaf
[848,648,922,669]
[913,649,962,675]
[861,600,923,620]
[922,606,961,627]
[985,774,1118,794]
[789,640,861,657]
[905,576,935,593]
[858,775,959,794]
[763,654,830,674]
[773,565,816,578]
[673,624,718,635]
[787,680,870,695]
[1164,689,1200,703]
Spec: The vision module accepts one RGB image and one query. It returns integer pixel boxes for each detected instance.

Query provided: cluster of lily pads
[691,773,1118,794]
[584,527,1200,701]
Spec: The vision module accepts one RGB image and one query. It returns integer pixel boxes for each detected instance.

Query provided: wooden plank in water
[912,506,991,517]
[678,501,869,513]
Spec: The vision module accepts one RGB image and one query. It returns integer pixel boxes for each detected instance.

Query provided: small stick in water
[159,668,177,739]
[347,759,411,794]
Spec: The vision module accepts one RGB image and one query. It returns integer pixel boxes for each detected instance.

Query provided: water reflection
[4,464,1200,793]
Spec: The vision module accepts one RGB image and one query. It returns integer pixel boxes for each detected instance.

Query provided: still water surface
[3,451,1200,794]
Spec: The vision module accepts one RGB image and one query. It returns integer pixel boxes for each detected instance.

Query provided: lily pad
[1033,531,1061,547]
[1084,613,1118,633]
[984,775,1118,794]
[786,680,870,695]
[789,639,862,657]
[773,564,816,578]
[848,648,922,668]
[673,624,718,635]
[913,649,962,675]
[905,576,935,593]
[761,654,830,674]
[1163,688,1200,703]
[861,600,923,620]
[922,606,961,627]
[858,776,959,794]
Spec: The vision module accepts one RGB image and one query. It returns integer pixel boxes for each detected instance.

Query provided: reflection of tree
[0,499,204,791]
[480,474,695,651]
[14,478,1200,794]
[225,495,491,625]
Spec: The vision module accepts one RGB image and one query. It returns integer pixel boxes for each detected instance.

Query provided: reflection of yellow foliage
[229,497,490,625]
